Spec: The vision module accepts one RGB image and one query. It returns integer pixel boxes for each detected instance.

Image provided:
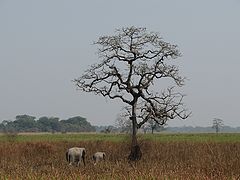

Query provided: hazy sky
[0,0,239,127]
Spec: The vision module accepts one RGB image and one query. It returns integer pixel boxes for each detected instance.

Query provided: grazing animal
[93,152,106,165]
[66,147,86,166]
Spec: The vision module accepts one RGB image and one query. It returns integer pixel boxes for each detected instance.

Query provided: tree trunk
[128,103,142,161]
[131,116,138,146]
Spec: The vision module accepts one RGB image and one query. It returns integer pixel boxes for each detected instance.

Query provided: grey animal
[66,147,86,166]
[92,152,106,165]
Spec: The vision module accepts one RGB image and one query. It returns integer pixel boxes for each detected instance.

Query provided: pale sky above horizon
[0,0,240,127]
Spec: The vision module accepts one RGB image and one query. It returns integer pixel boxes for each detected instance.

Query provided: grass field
[0,133,240,179]
[1,132,240,143]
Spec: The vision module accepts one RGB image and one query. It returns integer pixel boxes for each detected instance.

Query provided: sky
[0,0,240,127]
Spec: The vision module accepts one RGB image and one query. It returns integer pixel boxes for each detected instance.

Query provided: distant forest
[0,115,96,133]
[1,115,240,134]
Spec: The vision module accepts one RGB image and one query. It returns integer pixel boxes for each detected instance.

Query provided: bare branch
[74,26,190,133]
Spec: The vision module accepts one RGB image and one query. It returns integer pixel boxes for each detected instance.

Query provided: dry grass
[0,140,240,179]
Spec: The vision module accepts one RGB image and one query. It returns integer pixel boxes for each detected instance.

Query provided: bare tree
[146,119,165,134]
[115,112,132,133]
[212,118,224,133]
[74,26,190,161]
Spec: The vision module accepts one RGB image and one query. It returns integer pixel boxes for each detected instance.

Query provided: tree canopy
[75,27,189,127]
[0,115,96,133]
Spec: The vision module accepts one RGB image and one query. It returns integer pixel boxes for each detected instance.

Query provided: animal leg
[77,160,80,167]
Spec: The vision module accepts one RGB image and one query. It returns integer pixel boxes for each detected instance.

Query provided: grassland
[1,132,240,143]
[0,133,240,179]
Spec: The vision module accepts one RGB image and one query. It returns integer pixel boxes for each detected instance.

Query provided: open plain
[0,133,240,179]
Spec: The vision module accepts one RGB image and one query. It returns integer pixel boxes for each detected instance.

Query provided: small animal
[66,147,86,166]
[92,152,106,165]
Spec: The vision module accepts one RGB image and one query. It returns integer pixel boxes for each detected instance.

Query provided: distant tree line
[95,125,240,134]
[0,115,96,133]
